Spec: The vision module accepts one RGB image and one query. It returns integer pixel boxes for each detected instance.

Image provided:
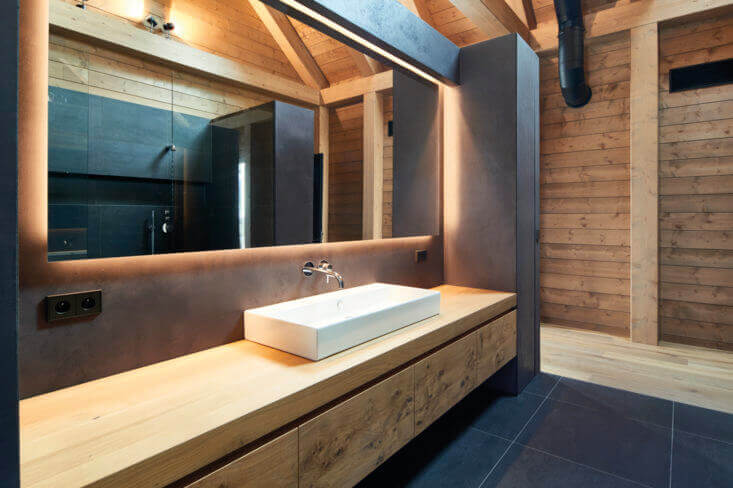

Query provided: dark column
[444,34,540,394]
[0,0,20,485]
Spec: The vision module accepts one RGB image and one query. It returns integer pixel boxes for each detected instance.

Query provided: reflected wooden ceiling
[59,0,729,93]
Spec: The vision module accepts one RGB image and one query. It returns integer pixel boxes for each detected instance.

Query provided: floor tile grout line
[476,378,561,488]
[534,395,674,430]
[669,403,674,488]
[518,443,655,488]
[673,427,733,447]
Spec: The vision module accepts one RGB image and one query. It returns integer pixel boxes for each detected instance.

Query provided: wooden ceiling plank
[49,0,320,105]
[249,0,329,89]
[348,47,384,77]
[533,0,733,52]
[448,0,532,43]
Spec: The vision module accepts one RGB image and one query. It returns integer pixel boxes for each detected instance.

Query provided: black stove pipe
[554,0,592,107]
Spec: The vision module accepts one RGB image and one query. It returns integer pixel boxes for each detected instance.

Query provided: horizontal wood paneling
[49,33,271,120]
[539,33,631,335]
[658,12,733,351]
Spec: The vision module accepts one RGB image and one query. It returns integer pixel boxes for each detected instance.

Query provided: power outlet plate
[46,290,102,322]
[415,249,428,263]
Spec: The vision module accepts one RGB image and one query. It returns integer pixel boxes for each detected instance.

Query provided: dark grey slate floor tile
[674,403,733,444]
[523,373,560,396]
[461,388,545,440]
[481,444,645,488]
[671,431,733,488]
[358,418,510,488]
[550,377,673,427]
[517,399,671,488]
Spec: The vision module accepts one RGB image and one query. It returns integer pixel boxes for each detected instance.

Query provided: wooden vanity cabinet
[184,429,298,488]
[181,310,517,488]
[414,333,477,434]
[298,367,415,488]
[477,311,517,383]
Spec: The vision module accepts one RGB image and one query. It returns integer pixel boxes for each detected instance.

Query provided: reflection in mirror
[47,4,438,261]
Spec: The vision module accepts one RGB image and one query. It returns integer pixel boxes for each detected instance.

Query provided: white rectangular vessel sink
[244,283,440,360]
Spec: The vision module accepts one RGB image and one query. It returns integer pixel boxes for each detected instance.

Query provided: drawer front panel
[298,366,415,488]
[185,428,298,488]
[414,332,478,434]
[477,311,517,384]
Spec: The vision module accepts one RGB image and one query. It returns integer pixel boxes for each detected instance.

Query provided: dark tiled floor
[358,374,733,488]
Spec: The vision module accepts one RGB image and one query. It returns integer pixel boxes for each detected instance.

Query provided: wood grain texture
[630,23,659,345]
[185,429,298,488]
[539,32,632,336]
[658,13,733,351]
[19,286,516,488]
[362,91,384,239]
[298,367,414,488]
[248,0,328,89]
[50,0,320,105]
[477,311,517,383]
[541,325,733,413]
[414,333,477,434]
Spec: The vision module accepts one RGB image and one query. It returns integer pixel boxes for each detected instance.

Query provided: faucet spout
[302,260,345,289]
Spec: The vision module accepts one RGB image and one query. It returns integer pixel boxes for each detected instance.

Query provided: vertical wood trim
[317,106,330,242]
[363,91,384,239]
[630,23,659,345]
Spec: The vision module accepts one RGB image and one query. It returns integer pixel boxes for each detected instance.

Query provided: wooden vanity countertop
[19,285,516,488]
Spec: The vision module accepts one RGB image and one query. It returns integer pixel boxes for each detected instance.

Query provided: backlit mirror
[47,4,439,261]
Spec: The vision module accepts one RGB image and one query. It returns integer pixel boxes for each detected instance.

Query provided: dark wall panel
[0,0,19,484]
[274,101,314,245]
[393,70,440,238]
[444,34,540,393]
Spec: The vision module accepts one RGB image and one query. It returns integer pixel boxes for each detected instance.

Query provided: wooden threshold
[541,324,733,414]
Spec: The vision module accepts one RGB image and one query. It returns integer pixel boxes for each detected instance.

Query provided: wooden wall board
[658,12,733,351]
[630,23,659,345]
[538,32,632,336]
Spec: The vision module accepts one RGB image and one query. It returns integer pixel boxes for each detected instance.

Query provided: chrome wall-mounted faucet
[302,260,344,289]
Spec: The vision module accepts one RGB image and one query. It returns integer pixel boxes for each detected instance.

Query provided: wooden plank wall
[327,97,393,242]
[57,0,300,82]
[658,13,733,351]
[328,102,364,242]
[49,33,271,119]
[383,95,394,238]
[539,32,632,337]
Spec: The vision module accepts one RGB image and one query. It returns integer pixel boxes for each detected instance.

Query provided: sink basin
[244,283,441,360]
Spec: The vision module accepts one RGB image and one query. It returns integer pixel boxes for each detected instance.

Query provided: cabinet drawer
[477,311,517,384]
[414,333,478,434]
[185,428,298,488]
[299,367,415,488]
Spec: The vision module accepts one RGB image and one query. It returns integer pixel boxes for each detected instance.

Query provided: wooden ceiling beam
[448,0,532,43]
[249,0,329,89]
[49,0,320,105]
[520,0,537,30]
[533,0,732,52]
[320,70,393,106]
[348,48,384,77]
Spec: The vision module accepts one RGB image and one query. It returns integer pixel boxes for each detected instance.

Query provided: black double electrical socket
[46,290,102,322]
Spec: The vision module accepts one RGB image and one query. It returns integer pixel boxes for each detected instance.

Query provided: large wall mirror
[47,2,439,261]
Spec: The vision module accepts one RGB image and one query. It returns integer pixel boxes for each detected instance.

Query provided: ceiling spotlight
[162,22,175,38]
[76,0,87,9]
[144,16,159,33]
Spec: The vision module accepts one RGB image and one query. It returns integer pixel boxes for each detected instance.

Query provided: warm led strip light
[276,0,442,85]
